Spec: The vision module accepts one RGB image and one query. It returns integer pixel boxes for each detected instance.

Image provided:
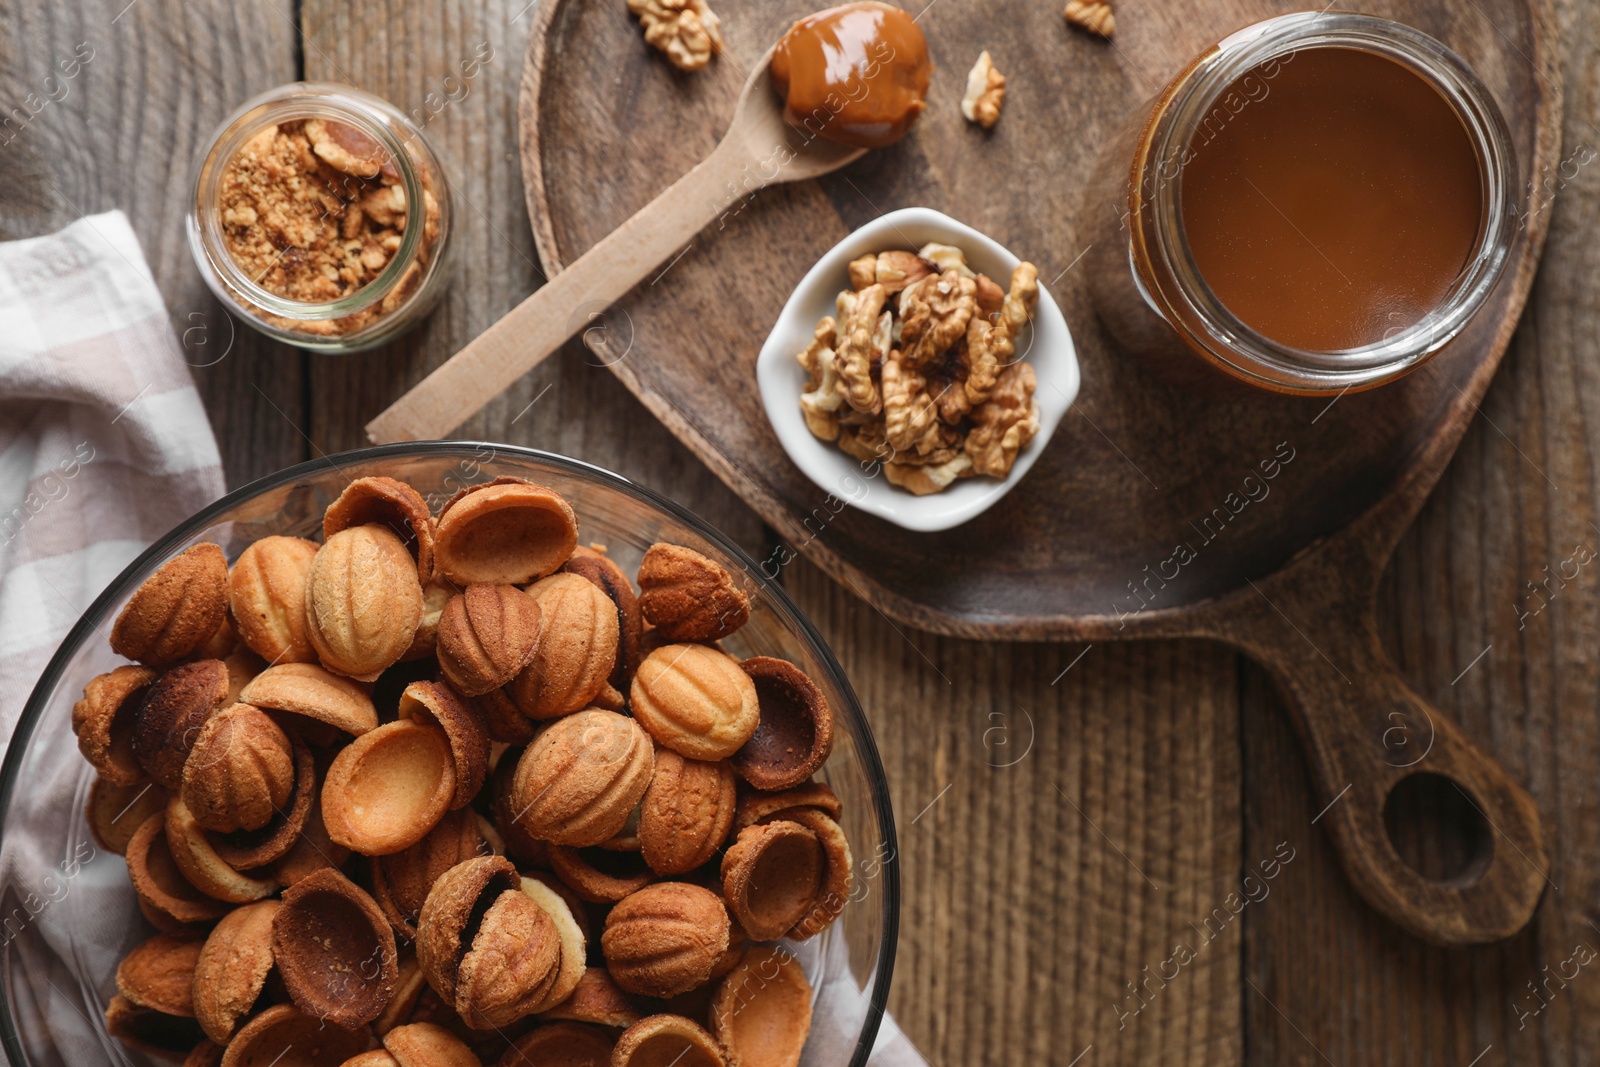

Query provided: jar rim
[1128,13,1518,392]
[187,82,434,326]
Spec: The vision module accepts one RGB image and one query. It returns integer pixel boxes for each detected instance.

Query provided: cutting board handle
[1226,575,1549,945]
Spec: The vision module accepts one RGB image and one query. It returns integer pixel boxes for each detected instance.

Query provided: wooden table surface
[3,1,1597,1063]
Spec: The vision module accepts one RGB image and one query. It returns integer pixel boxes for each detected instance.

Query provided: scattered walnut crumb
[961,51,1007,129]
[797,242,1042,495]
[1064,0,1115,38]
[216,118,438,336]
[627,0,724,71]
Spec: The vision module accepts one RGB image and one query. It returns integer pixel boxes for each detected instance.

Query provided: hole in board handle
[1383,772,1493,887]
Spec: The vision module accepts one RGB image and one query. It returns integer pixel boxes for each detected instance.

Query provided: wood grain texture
[1244,0,1600,1055]
[518,0,1559,642]
[297,0,765,557]
[0,0,307,489]
[7,0,1597,1063]
[788,560,1244,1066]
[520,0,1562,949]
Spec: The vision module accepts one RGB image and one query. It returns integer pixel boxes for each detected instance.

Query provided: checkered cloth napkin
[0,210,225,733]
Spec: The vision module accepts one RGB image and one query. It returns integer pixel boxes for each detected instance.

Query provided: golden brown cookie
[639,749,736,876]
[636,544,750,642]
[111,542,229,667]
[601,883,731,999]
[630,644,759,761]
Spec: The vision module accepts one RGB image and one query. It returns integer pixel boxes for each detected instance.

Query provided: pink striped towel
[0,210,225,731]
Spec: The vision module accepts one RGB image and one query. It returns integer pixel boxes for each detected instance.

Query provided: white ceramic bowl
[756,207,1079,533]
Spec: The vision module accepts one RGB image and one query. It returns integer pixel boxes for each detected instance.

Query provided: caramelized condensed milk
[770,1,932,149]
[1086,13,1515,394]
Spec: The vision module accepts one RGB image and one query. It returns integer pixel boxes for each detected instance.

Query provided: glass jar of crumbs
[187,83,453,353]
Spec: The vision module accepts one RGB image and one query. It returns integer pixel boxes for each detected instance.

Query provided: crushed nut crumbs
[216,118,438,336]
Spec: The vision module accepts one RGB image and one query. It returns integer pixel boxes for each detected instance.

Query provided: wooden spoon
[366,47,864,445]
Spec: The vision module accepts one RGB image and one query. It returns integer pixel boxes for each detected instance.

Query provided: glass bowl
[0,443,898,1067]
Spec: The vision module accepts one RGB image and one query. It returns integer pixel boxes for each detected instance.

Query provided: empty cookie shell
[612,1014,728,1067]
[398,680,489,809]
[732,781,842,832]
[193,900,279,1044]
[639,750,736,876]
[104,994,206,1063]
[710,946,814,1067]
[271,788,352,886]
[206,727,315,871]
[166,797,280,903]
[521,876,588,1009]
[116,932,203,1017]
[719,821,823,941]
[434,478,579,586]
[548,845,655,904]
[382,1021,481,1067]
[87,776,168,855]
[125,812,230,927]
[240,662,379,737]
[778,808,852,941]
[602,883,730,998]
[535,966,642,1028]
[218,1003,372,1067]
[731,658,833,791]
[324,475,437,585]
[323,719,456,855]
[498,1021,616,1067]
[72,665,158,785]
[272,868,398,1030]
[133,659,231,792]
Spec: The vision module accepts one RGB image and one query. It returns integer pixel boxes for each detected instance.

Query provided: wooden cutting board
[519,0,1562,946]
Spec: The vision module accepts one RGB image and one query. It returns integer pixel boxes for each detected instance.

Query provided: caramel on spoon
[367,44,870,444]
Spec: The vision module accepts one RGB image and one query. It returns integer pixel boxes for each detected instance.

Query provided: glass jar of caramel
[1084,12,1515,395]
[187,83,453,354]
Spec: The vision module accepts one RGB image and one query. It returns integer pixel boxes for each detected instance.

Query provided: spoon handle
[367,139,749,444]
